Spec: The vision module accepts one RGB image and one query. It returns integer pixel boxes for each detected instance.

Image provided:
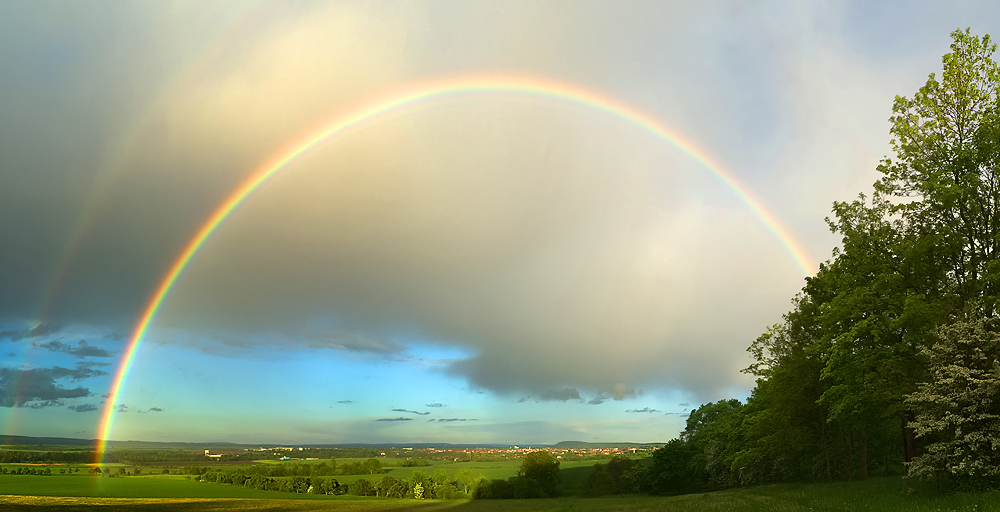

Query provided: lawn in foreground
[5,477,1000,511]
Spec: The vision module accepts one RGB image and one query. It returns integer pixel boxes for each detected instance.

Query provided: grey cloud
[585,385,639,405]
[136,407,164,413]
[25,400,64,409]
[375,417,412,422]
[534,388,582,402]
[117,404,128,412]
[5,353,14,357]
[36,340,113,358]
[607,383,641,401]
[336,400,354,404]
[325,332,405,355]
[0,323,60,342]
[392,408,430,416]
[435,418,474,422]
[68,403,98,412]
[425,402,445,408]
[0,366,95,407]
[626,407,660,413]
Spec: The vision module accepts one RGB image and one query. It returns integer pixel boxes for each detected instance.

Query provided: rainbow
[95,74,816,456]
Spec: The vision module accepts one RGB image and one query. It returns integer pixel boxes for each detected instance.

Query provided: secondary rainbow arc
[95,75,816,456]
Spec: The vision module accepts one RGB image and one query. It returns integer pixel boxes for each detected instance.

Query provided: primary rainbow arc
[95,75,816,456]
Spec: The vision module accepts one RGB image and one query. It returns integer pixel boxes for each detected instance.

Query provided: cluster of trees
[194,466,482,498]
[174,458,382,478]
[345,469,480,499]
[0,451,95,463]
[0,466,54,475]
[473,450,561,499]
[584,455,651,496]
[648,29,1000,493]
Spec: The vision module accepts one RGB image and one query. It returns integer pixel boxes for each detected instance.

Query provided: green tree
[876,28,1000,313]
[454,469,478,494]
[650,439,698,495]
[363,458,382,474]
[584,464,616,496]
[376,475,398,497]
[517,450,560,497]
[682,399,744,489]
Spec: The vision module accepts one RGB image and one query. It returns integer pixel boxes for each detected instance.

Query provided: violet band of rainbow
[95,75,815,456]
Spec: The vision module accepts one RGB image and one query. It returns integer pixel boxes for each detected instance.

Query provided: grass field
[0,475,331,499]
[4,476,1000,511]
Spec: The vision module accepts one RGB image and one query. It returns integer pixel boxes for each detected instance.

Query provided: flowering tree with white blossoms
[905,317,1000,487]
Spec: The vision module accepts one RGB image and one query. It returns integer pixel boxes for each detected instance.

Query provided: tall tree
[876,28,1000,313]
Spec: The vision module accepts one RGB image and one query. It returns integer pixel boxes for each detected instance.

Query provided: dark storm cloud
[375,417,412,422]
[0,323,60,341]
[0,0,786,407]
[68,403,98,412]
[392,408,430,416]
[36,340,112,358]
[0,366,101,407]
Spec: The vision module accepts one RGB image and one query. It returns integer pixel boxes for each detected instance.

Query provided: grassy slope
[4,477,1000,511]
[0,476,1000,512]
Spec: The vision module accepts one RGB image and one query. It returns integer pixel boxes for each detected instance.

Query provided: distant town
[239,444,657,461]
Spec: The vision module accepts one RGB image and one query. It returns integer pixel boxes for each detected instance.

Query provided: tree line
[193,466,483,498]
[645,29,1000,494]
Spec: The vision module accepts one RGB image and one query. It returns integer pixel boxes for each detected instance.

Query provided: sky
[2,1,1000,446]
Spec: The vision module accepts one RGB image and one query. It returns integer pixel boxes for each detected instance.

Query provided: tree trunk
[859,426,868,479]
[901,410,917,463]
[820,410,833,482]
[844,429,853,480]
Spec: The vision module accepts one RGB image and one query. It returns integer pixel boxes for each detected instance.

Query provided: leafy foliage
[906,316,1000,487]
[646,28,1000,495]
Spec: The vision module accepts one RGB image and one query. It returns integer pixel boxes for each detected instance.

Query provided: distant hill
[550,441,664,449]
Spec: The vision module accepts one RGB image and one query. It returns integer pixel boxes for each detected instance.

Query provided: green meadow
[4,477,1000,511]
